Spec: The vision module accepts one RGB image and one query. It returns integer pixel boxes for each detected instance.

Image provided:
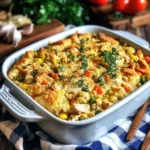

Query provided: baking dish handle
[113,30,149,49]
[0,84,44,122]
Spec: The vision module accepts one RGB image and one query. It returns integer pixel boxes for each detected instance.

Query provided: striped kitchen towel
[0,104,149,150]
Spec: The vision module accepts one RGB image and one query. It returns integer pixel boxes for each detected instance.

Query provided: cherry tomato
[113,0,147,15]
[88,0,109,5]
[94,85,103,95]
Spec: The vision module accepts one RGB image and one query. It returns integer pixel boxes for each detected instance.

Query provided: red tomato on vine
[113,0,148,15]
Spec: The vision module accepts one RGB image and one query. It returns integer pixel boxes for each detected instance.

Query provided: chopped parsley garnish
[59,75,65,80]
[68,53,75,61]
[97,74,105,86]
[77,79,84,87]
[89,97,96,104]
[81,55,88,71]
[107,64,118,78]
[16,75,24,82]
[140,77,145,85]
[80,39,85,43]
[80,45,85,53]
[58,65,65,72]
[82,85,89,92]
[102,47,119,78]
[31,69,39,76]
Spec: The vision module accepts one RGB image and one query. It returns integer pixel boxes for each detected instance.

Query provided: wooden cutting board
[0,19,65,59]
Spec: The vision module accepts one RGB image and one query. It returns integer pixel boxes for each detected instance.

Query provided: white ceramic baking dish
[0,25,150,145]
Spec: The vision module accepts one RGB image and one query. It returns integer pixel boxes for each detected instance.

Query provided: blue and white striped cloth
[0,104,149,150]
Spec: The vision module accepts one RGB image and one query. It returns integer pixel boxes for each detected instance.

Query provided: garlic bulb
[0,23,33,47]
[0,24,15,36]
[20,23,34,35]
[4,28,22,47]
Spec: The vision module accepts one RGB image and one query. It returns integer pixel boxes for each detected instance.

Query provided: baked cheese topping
[8,32,150,121]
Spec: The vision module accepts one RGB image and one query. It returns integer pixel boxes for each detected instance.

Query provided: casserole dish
[1,25,150,144]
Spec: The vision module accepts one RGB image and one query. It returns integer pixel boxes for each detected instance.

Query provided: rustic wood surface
[0,18,65,59]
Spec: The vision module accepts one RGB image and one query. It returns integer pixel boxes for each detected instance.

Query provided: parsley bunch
[12,0,90,25]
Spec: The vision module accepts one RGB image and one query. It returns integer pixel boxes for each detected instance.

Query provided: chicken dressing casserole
[8,32,150,121]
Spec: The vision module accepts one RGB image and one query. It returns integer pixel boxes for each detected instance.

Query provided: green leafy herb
[82,85,89,92]
[97,74,105,86]
[80,45,85,53]
[89,97,96,104]
[58,65,65,72]
[68,53,75,61]
[81,55,88,71]
[12,0,90,25]
[102,47,119,78]
[77,79,84,87]
[59,75,65,80]
[16,75,24,82]
[80,39,85,43]
[31,69,39,76]
[140,77,146,85]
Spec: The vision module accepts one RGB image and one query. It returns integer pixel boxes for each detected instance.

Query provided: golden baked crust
[8,32,150,121]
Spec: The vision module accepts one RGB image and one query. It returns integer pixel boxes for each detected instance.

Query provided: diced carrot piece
[93,44,97,50]
[123,86,131,92]
[69,45,74,49]
[94,85,103,95]
[135,68,145,74]
[41,80,48,85]
[144,56,150,63]
[84,71,91,77]
[51,73,58,79]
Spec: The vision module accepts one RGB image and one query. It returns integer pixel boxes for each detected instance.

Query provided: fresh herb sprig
[102,47,119,78]
[97,74,105,86]
[81,55,88,71]
[12,0,90,25]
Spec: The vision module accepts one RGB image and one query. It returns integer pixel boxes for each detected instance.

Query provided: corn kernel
[57,90,62,93]
[130,54,138,61]
[109,90,113,95]
[20,84,28,89]
[127,47,135,54]
[52,57,57,64]
[37,58,43,64]
[40,53,46,59]
[59,113,68,120]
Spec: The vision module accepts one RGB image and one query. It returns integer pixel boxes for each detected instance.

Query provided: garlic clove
[20,23,34,35]
[12,28,22,47]
[0,24,15,36]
